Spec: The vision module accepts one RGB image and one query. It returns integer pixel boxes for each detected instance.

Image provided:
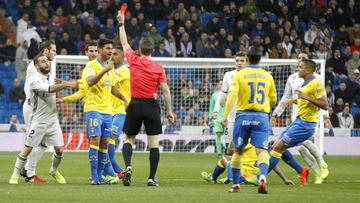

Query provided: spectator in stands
[144,0,162,20]
[170,2,189,23]
[334,24,351,47]
[335,82,351,104]
[96,2,111,24]
[9,114,19,132]
[164,34,176,57]
[346,51,360,75]
[0,39,16,63]
[354,111,360,129]
[282,35,293,57]
[220,4,236,32]
[196,32,212,57]
[334,98,345,113]
[327,49,347,76]
[206,15,221,35]
[37,23,49,40]
[223,48,233,58]
[34,1,49,23]
[314,43,331,60]
[148,26,163,48]
[328,106,340,128]
[82,16,101,40]
[16,12,29,44]
[343,45,353,62]
[9,78,25,104]
[337,104,354,128]
[304,23,324,46]
[48,16,64,37]
[15,40,28,80]
[326,84,335,107]
[269,42,288,59]
[346,73,360,104]
[101,17,117,39]
[351,38,360,53]
[152,41,171,57]
[126,17,140,40]
[23,23,42,47]
[64,15,82,41]
[60,32,77,55]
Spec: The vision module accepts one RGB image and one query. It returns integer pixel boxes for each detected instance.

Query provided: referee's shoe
[122,166,132,186]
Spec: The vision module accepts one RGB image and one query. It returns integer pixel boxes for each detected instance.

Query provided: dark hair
[33,54,46,66]
[247,47,262,64]
[98,38,113,48]
[39,40,55,53]
[85,40,97,51]
[113,45,123,50]
[303,59,316,72]
[139,37,154,56]
[235,51,247,58]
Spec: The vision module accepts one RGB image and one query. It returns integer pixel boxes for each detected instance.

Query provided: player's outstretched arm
[111,86,128,107]
[273,166,294,185]
[61,89,86,103]
[49,79,80,93]
[117,11,130,52]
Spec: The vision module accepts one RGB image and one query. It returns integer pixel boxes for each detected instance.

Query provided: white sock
[12,154,27,177]
[302,140,328,168]
[258,175,267,183]
[50,153,63,173]
[26,145,47,177]
[297,145,321,176]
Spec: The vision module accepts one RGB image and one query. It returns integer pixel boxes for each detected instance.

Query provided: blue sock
[97,150,108,179]
[239,175,247,184]
[268,156,281,173]
[232,168,241,184]
[108,143,123,173]
[103,154,116,177]
[258,163,269,176]
[281,150,303,174]
[89,147,99,181]
[212,165,225,181]
[226,162,233,181]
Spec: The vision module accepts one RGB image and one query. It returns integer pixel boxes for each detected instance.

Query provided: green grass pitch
[1,152,360,203]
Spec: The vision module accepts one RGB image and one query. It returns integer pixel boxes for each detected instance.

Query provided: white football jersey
[214,70,238,121]
[24,61,37,100]
[27,72,57,122]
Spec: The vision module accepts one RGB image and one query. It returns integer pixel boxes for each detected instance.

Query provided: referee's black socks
[149,148,160,180]
[122,143,133,168]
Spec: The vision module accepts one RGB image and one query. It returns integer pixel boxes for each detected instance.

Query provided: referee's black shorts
[123,98,162,136]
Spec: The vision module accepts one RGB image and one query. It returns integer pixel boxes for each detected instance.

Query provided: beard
[39,66,50,75]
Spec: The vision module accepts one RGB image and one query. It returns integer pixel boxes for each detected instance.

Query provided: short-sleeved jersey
[28,72,57,121]
[297,77,326,123]
[214,70,237,121]
[273,72,321,120]
[125,48,166,98]
[111,64,131,115]
[230,66,277,113]
[83,58,115,114]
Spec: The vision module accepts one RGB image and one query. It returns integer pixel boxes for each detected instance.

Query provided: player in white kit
[9,54,79,184]
[271,52,330,184]
[21,41,57,183]
[212,52,247,150]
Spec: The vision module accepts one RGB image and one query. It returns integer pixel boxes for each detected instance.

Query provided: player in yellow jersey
[108,46,130,179]
[83,39,128,185]
[268,59,328,187]
[221,48,276,193]
[58,41,98,103]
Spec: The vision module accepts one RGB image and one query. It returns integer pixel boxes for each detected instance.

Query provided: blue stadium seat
[155,20,168,35]
[200,13,213,27]
[351,106,360,116]
[0,64,4,70]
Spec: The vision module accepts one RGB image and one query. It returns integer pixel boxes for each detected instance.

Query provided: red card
[120,4,127,14]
